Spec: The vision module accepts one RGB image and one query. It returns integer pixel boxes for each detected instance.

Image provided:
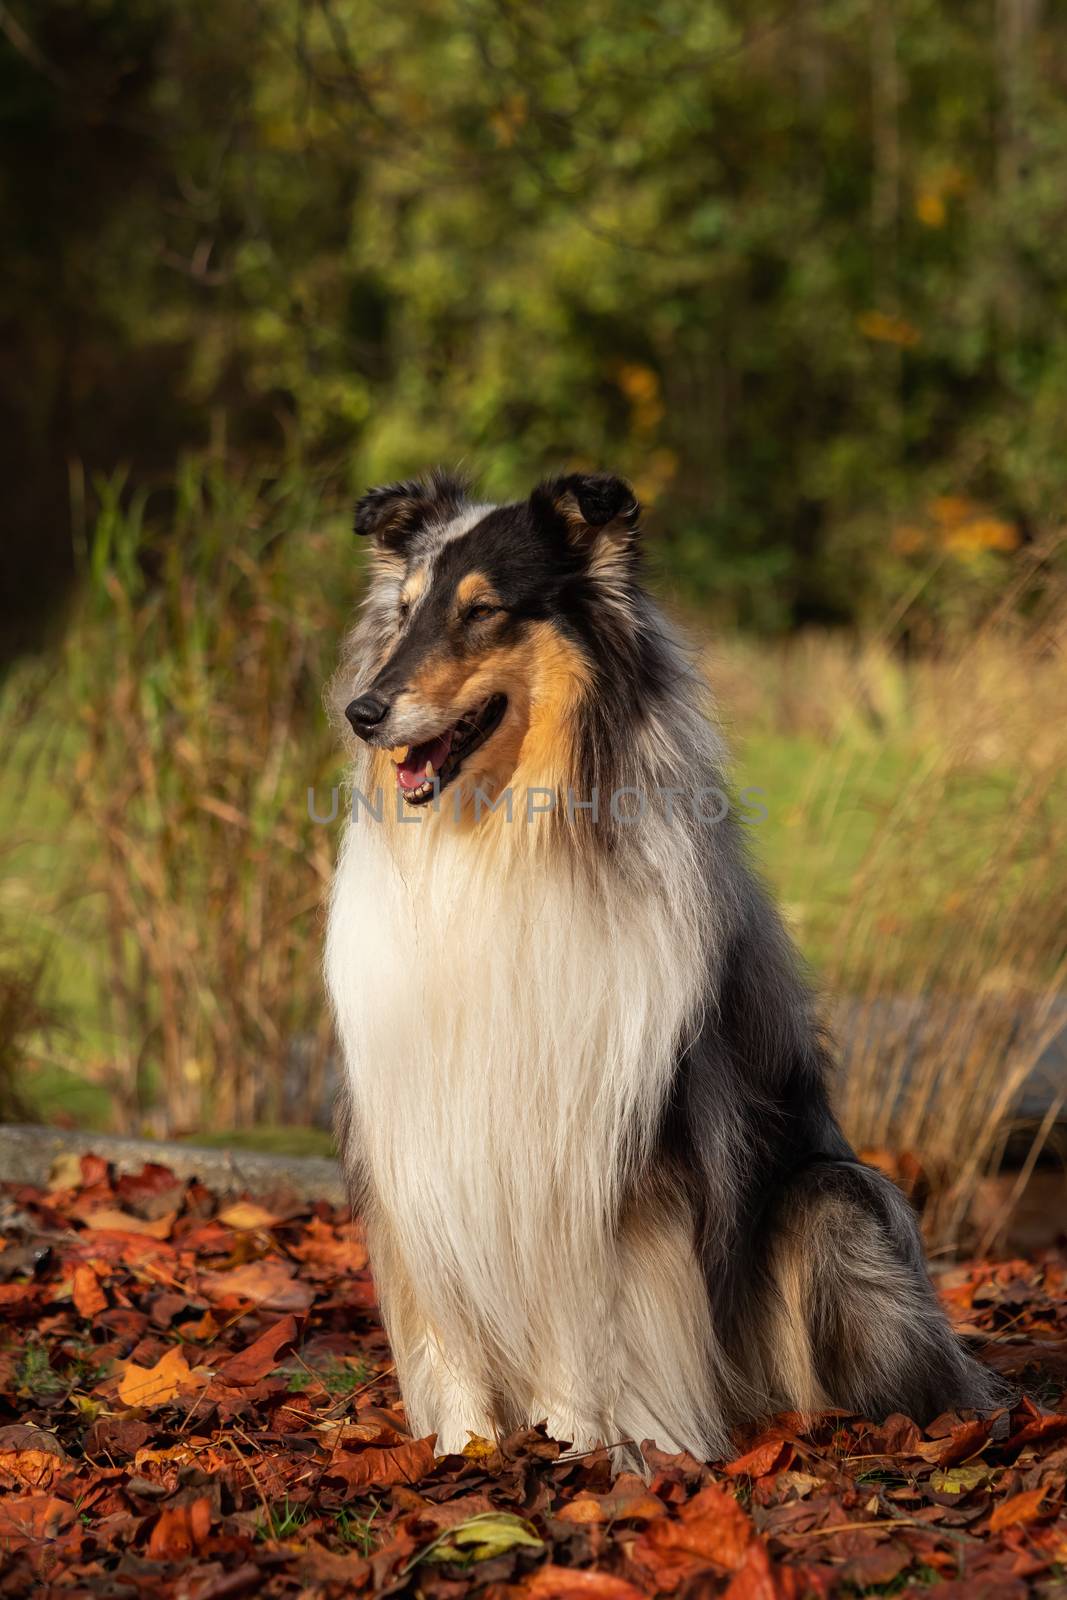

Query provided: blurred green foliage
[3,0,1066,646]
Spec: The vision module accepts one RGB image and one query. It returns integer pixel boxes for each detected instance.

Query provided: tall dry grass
[713,544,1067,1250]
[4,465,353,1135]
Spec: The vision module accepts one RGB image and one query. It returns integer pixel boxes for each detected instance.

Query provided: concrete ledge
[0,1123,346,1205]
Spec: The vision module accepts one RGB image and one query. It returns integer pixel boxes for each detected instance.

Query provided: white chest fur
[325,810,723,1454]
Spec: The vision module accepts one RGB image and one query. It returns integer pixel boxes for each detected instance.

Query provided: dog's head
[343,468,641,809]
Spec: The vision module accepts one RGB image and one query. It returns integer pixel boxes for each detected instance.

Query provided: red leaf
[0,1425,68,1490]
[0,1284,42,1318]
[215,1314,298,1386]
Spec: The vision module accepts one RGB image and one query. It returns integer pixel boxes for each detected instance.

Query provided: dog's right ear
[354,469,469,552]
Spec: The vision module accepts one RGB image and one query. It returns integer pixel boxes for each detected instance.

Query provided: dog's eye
[464,602,499,625]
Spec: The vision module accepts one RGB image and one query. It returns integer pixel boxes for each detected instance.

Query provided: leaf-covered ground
[1,1158,1065,1598]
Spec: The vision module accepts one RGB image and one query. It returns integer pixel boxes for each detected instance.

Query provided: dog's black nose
[345,693,389,736]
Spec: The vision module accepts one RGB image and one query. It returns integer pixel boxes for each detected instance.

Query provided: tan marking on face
[445,625,591,830]
[407,647,472,708]
[379,618,591,837]
[455,572,502,610]
[400,566,429,609]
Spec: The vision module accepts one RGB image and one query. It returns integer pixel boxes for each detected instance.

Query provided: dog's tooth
[425,760,435,779]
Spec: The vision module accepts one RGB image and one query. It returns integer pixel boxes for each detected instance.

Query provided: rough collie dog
[325,469,997,1462]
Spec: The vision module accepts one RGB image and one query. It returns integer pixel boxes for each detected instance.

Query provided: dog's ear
[529,472,641,552]
[354,469,469,552]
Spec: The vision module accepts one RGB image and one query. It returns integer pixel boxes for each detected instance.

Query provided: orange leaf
[723,1540,782,1600]
[724,1437,791,1479]
[990,1487,1047,1531]
[523,1565,647,1600]
[634,1483,752,1585]
[147,1496,212,1559]
[117,1345,203,1408]
[0,1425,68,1490]
[288,1216,368,1271]
[0,1493,76,1553]
[72,1263,108,1318]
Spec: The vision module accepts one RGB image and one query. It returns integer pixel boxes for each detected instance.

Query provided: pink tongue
[396,729,454,789]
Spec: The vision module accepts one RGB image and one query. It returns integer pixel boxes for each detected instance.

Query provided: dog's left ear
[354,469,469,553]
[529,472,641,552]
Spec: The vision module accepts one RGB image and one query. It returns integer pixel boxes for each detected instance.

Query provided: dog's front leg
[367,1220,495,1453]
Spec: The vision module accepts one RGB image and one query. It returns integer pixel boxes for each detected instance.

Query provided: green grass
[256,1498,311,1542]
[278,1354,373,1395]
[335,1504,380,1553]
[16,1342,66,1397]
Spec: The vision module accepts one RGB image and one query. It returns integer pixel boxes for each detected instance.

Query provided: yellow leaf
[460,1434,499,1463]
[421,1511,544,1566]
[47,1152,84,1192]
[930,1463,992,1494]
[218,1201,280,1231]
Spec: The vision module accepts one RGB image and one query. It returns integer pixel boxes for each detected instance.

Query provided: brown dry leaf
[914,1417,992,1467]
[215,1314,297,1385]
[555,1474,664,1526]
[0,1425,68,1489]
[72,1262,108,1318]
[989,1486,1047,1530]
[81,1207,176,1240]
[201,1259,313,1311]
[326,1434,437,1490]
[0,1493,77,1552]
[117,1344,205,1408]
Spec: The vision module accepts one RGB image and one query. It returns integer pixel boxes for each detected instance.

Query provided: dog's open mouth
[392,693,507,805]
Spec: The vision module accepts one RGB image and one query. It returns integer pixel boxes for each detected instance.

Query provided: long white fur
[327,814,732,1454]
